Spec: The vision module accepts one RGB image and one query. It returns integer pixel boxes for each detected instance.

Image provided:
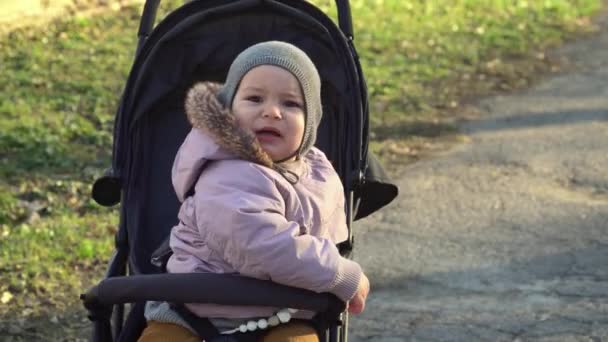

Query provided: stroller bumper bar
[81,273,346,341]
[81,272,345,316]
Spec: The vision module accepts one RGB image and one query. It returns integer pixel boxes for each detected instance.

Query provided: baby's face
[232,65,305,162]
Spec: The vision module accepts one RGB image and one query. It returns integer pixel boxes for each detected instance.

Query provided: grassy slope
[0,0,602,325]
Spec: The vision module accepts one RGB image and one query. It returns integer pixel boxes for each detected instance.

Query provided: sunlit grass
[321,0,600,125]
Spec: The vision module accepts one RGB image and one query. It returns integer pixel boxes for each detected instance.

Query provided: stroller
[81,0,398,341]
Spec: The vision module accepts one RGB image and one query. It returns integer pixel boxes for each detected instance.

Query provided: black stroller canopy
[127,11,357,183]
[117,0,364,180]
[130,15,350,125]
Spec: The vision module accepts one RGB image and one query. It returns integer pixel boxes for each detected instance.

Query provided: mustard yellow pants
[138,320,320,342]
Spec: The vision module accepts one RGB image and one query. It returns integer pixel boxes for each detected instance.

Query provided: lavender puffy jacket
[166,83,362,319]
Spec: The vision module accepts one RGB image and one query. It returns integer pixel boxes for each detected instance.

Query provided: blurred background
[0,0,605,340]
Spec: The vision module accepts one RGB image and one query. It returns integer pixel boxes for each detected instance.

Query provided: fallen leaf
[1,291,13,304]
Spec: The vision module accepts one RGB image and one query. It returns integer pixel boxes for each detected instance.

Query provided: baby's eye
[245,95,262,103]
[284,100,303,108]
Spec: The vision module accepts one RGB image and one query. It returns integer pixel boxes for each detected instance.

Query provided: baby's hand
[348,273,370,314]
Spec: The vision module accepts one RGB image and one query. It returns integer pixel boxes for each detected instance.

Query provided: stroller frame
[82,0,397,341]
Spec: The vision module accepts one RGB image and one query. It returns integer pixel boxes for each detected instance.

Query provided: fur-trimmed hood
[185,82,273,168]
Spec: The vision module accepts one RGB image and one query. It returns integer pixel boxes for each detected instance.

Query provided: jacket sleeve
[193,164,362,302]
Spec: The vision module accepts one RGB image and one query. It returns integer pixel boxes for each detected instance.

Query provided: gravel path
[350,23,608,342]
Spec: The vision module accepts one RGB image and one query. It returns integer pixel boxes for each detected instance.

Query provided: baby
[141,41,370,342]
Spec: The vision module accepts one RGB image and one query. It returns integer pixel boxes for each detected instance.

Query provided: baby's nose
[263,105,282,119]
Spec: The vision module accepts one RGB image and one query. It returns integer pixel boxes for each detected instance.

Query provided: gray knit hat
[218,41,322,158]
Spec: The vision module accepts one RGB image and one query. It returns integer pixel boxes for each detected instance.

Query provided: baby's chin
[264,149,298,163]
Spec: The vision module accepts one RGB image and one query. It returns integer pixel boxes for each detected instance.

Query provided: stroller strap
[171,303,263,342]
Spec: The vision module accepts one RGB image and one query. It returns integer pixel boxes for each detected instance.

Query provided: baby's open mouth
[255,127,282,138]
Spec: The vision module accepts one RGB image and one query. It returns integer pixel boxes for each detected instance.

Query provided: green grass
[318,0,600,120]
[0,0,603,322]
[0,7,137,317]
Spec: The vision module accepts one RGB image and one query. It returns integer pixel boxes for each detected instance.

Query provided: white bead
[277,310,291,323]
[268,316,280,326]
[287,308,298,314]
[247,321,257,331]
[258,319,268,330]
[239,324,248,333]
